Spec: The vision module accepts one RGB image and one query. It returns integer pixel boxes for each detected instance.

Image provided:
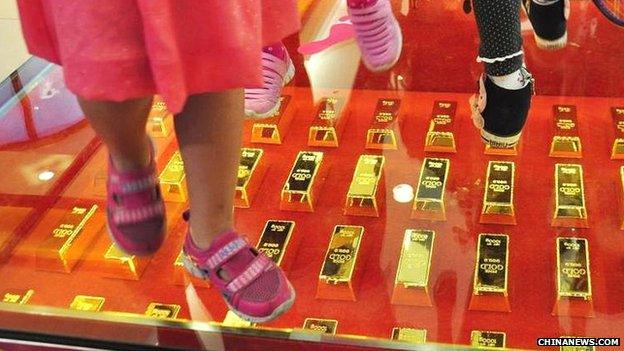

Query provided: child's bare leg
[78,97,153,171]
[174,89,244,249]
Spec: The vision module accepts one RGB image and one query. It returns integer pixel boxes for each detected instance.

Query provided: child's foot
[470,67,534,148]
[244,44,295,119]
[347,0,402,72]
[182,223,295,323]
[106,141,166,256]
[523,0,569,50]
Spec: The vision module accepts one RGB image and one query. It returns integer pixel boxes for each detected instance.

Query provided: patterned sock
[347,0,378,9]
[489,68,530,90]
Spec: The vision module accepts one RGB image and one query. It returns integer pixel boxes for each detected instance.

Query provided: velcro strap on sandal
[112,201,165,224]
[226,254,273,294]
[206,237,248,270]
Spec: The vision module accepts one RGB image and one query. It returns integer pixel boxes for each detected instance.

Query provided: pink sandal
[181,213,295,323]
[106,143,166,256]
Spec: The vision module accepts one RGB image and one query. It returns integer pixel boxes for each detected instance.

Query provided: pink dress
[17,1,300,114]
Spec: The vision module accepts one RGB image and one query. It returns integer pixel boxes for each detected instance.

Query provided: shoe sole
[534,31,568,50]
[362,17,403,73]
[245,59,296,120]
[522,3,568,51]
[181,252,296,324]
[469,95,522,148]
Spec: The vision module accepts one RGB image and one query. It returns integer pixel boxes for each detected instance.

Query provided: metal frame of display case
[0,302,466,351]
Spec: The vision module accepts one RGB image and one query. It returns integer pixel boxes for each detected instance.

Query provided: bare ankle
[189,223,233,250]
[109,138,151,172]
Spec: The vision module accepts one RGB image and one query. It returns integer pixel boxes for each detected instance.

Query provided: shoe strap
[111,201,165,225]
[107,139,164,225]
[205,237,248,271]
[226,254,273,294]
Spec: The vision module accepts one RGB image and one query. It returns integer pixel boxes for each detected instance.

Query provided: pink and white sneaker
[106,143,166,256]
[244,44,295,119]
[348,0,403,72]
[181,218,295,323]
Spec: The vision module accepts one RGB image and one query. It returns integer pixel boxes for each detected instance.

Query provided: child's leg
[471,0,534,148]
[174,89,244,249]
[78,97,153,171]
[473,0,524,78]
[78,96,166,255]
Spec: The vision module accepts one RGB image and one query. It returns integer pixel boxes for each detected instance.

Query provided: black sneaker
[470,67,534,148]
[523,0,569,50]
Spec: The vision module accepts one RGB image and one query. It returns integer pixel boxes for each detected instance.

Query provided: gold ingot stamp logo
[433,114,451,125]
[330,248,353,264]
[559,184,581,196]
[421,177,442,189]
[489,180,510,193]
[556,118,576,130]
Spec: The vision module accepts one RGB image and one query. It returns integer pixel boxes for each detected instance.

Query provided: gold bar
[550,105,582,158]
[222,311,256,327]
[148,96,173,138]
[69,295,105,312]
[473,234,509,296]
[102,243,149,280]
[302,318,338,335]
[391,328,427,344]
[553,164,588,228]
[611,107,624,159]
[411,158,449,221]
[557,237,592,300]
[174,250,184,268]
[145,303,181,319]
[280,151,324,212]
[235,148,266,208]
[2,289,34,304]
[480,161,515,225]
[256,220,295,266]
[159,151,187,203]
[36,205,98,273]
[344,155,385,217]
[424,101,457,153]
[365,98,401,150]
[308,97,346,147]
[319,225,364,285]
[395,229,435,289]
[470,330,507,349]
[251,95,293,144]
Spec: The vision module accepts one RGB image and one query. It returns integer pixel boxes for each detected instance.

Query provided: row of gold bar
[1,290,180,319]
[30,208,592,305]
[33,160,600,277]
[149,95,624,160]
[0,288,592,350]
[157,147,598,230]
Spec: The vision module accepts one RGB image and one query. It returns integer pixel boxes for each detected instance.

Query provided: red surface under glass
[0,0,623,350]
